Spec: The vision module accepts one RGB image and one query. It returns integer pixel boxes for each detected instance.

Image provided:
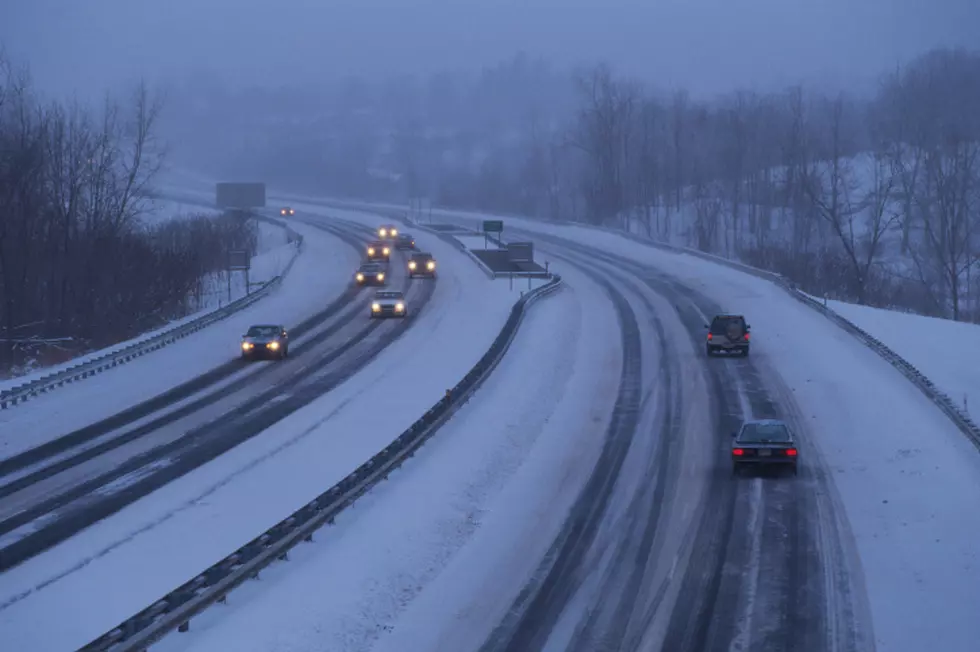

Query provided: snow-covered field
[0,220,359,461]
[822,298,980,416]
[0,212,533,652]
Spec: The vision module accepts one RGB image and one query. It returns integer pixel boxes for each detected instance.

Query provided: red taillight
[707,333,713,340]
[744,332,750,341]
[732,448,744,456]
[786,448,798,456]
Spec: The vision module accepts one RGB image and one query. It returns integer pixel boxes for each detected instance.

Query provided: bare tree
[803,95,897,304]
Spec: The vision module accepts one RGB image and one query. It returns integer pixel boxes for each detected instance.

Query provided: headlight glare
[372,303,381,311]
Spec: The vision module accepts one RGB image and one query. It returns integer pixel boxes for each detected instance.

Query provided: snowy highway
[0,218,435,570]
[2,198,980,652]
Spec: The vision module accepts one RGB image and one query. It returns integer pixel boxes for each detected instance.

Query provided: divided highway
[0,218,436,571]
[479,230,866,652]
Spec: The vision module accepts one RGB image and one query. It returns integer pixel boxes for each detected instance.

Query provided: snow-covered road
[163,195,980,652]
[0,211,531,652]
[0,219,361,462]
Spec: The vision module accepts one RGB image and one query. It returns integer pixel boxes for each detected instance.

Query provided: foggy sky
[3,0,978,99]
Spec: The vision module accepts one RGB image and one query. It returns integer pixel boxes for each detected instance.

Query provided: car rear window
[739,422,791,443]
[710,316,745,334]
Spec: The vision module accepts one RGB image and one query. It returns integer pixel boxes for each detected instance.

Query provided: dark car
[377,224,399,240]
[705,314,750,356]
[371,290,408,318]
[355,262,387,286]
[280,207,295,216]
[395,232,416,250]
[408,252,436,278]
[241,324,289,360]
[366,240,391,262]
[731,419,798,475]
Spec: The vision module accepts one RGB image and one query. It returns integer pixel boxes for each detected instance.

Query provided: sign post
[228,250,251,301]
[483,220,503,248]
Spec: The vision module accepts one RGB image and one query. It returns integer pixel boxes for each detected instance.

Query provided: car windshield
[246,326,280,337]
[376,291,403,299]
[711,316,745,334]
[412,254,432,261]
[739,422,791,443]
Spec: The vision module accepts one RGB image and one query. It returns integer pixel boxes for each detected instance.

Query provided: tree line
[0,56,256,375]
[473,48,980,320]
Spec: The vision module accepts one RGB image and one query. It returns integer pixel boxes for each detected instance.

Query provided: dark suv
[705,314,750,356]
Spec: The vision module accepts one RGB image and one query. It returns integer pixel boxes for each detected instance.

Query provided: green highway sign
[483,220,504,233]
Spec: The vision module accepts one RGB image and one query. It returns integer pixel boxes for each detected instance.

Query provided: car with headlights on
[731,419,798,475]
[366,240,391,262]
[355,262,387,286]
[280,206,295,216]
[395,232,416,250]
[371,290,408,318]
[408,252,436,278]
[377,224,399,239]
[241,324,289,360]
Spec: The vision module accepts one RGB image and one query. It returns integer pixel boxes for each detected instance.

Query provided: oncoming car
[705,314,750,357]
[377,224,399,239]
[370,290,408,318]
[395,232,416,250]
[241,324,289,360]
[731,419,798,475]
[355,262,387,286]
[280,207,295,216]
[408,252,436,278]
[366,240,391,262]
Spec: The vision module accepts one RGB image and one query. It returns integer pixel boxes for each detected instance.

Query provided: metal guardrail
[0,217,303,411]
[79,273,564,652]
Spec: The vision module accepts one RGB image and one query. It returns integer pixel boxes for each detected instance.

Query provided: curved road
[0,218,437,571]
[480,230,871,652]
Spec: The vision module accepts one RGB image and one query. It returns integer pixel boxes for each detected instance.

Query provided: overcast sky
[2,0,978,99]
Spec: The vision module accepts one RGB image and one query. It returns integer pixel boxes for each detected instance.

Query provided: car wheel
[706,344,713,356]
[732,463,740,476]
[743,347,750,357]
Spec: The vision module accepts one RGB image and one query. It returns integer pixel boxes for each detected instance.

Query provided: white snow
[452,234,502,251]
[0,220,359,461]
[476,215,980,652]
[155,256,618,652]
[0,220,527,652]
[822,298,980,419]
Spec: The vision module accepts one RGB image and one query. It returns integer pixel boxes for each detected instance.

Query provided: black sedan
[395,232,416,250]
[731,419,798,475]
[241,324,289,360]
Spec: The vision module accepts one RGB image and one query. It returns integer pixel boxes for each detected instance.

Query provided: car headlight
[356,273,364,281]
[395,303,404,311]
[391,229,398,236]
[379,229,387,237]
[268,341,279,350]
[377,273,385,280]
[383,247,390,255]
[290,209,295,215]
[408,261,416,270]
[427,261,435,270]
[280,209,286,215]
[242,342,253,349]
[368,248,375,255]
[372,303,381,311]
